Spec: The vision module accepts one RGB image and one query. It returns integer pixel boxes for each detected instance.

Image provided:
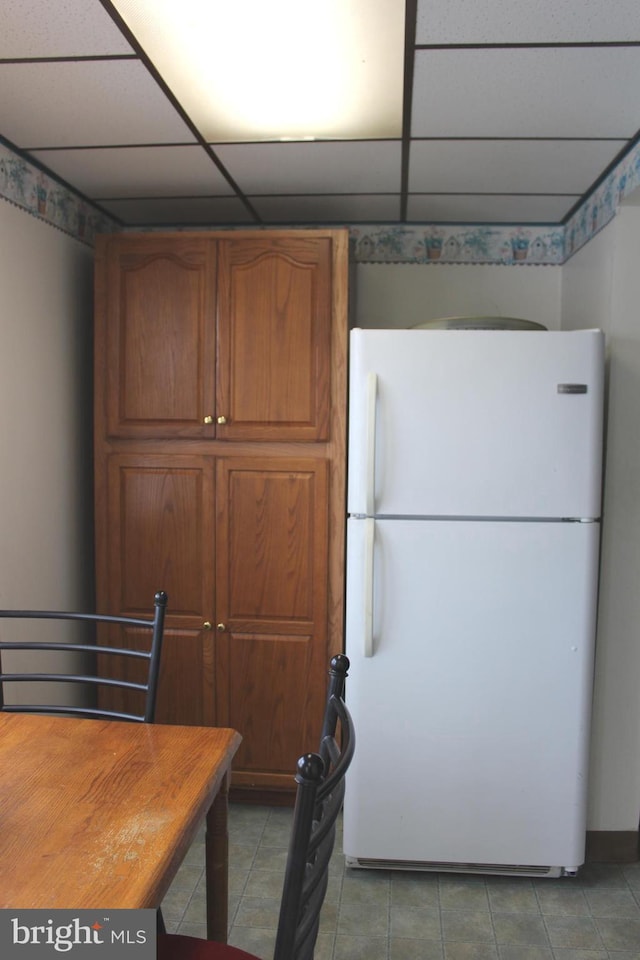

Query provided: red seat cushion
[158,935,260,960]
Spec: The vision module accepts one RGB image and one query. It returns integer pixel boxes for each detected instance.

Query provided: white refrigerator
[343,328,605,878]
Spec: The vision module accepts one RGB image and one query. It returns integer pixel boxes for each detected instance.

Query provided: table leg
[205,771,230,942]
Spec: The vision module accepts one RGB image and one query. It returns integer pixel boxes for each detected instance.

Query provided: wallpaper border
[0,143,116,246]
[1,138,639,263]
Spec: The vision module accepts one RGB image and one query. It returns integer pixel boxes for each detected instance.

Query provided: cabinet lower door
[99,453,216,725]
[215,456,330,793]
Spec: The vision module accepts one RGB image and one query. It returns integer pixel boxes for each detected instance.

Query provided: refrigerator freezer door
[343,517,600,871]
[348,329,604,519]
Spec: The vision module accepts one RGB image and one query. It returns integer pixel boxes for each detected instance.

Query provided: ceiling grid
[1,0,639,255]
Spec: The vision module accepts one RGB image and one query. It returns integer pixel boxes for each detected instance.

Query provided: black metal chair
[0,591,167,723]
[158,653,353,960]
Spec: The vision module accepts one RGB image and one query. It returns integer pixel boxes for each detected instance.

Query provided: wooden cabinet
[94,229,348,799]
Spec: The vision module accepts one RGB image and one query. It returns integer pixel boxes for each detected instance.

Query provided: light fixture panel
[113,0,405,142]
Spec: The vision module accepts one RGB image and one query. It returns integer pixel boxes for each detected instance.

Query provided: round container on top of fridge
[412,317,548,331]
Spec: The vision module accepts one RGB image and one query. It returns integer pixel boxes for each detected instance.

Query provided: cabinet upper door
[101,237,217,438]
[216,237,332,441]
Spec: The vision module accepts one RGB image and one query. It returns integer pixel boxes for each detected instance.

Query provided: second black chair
[158,653,353,960]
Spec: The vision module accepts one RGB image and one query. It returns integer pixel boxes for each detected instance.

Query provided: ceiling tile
[409,139,626,194]
[416,0,640,44]
[0,61,196,148]
[30,145,234,198]
[216,141,402,194]
[412,47,640,138]
[251,194,401,223]
[97,196,256,226]
[407,194,576,223]
[1,0,133,57]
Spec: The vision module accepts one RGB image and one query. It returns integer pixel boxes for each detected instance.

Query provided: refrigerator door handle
[365,372,378,516]
[363,517,375,657]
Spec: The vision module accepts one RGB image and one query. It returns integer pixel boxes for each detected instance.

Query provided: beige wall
[563,209,640,831]
[561,228,614,333]
[0,201,94,702]
[354,262,562,330]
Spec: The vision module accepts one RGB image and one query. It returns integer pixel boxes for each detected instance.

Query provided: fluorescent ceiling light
[112,0,405,142]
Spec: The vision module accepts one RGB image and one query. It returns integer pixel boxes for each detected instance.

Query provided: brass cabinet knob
[216,622,226,632]
[203,415,213,424]
[203,621,212,630]
[217,415,228,425]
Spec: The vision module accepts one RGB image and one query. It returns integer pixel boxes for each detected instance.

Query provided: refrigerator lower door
[343,517,600,876]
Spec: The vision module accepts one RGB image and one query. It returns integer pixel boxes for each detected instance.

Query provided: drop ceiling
[2,0,640,229]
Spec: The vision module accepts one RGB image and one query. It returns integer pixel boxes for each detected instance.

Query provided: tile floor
[161,804,640,960]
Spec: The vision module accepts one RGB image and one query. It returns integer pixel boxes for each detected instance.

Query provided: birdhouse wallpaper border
[1,137,640,264]
[0,142,116,245]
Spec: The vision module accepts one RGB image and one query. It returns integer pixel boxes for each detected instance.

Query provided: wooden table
[0,713,241,940]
